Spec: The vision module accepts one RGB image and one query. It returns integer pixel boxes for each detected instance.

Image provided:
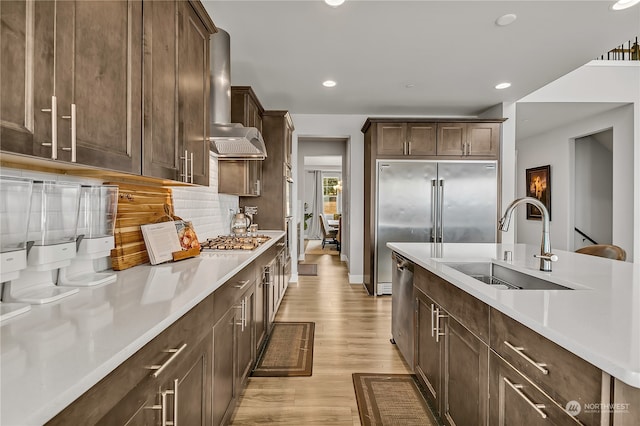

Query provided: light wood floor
[230,249,412,425]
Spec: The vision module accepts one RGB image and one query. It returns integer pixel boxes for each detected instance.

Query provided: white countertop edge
[388,242,640,389]
[18,230,285,426]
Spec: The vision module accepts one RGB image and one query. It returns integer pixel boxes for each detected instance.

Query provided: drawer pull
[146,343,188,378]
[234,279,251,290]
[503,377,548,419]
[504,341,549,375]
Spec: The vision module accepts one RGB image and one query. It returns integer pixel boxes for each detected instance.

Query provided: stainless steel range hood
[209,29,267,159]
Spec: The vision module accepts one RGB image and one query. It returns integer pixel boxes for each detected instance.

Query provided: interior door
[437,161,497,244]
[376,160,436,292]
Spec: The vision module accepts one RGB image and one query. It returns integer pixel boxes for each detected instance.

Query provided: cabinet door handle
[189,152,194,184]
[241,299,246,331]
[504,341,549,375]
[407,140,412,155]
[61,103,77,162]
[146,343,188,378]
[180,150,189,182]
[430,304,436,338]
[435,308,447,343]
[503,377,548,419]
[164,378,178,426]
[40,95,58,159]
[161,390,168,426]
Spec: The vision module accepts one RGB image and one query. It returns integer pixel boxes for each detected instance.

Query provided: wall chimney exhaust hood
[209,29,267,160]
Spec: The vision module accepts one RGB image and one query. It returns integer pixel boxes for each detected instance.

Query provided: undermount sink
[443,262,573,290]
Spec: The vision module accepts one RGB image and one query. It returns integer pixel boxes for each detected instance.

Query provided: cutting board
[107,182,174,271]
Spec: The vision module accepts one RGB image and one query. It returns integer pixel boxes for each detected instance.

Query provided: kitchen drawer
[490,308,604,425]
[415,267,490,343]
[48,293,214,424]
[489,351,581,426]
[213,263,257,324]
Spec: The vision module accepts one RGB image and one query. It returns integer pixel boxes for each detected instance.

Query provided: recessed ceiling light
[495,82,511,90]
[611,0,640,10]
[495,13,517,26]
[325,0,346,7]
[323,80,337,88]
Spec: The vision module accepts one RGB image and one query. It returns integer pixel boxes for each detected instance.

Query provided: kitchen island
[0,231,284,426]
[388,242,640,425]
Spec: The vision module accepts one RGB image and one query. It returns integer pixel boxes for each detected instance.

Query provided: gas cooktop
[200,235,271,251]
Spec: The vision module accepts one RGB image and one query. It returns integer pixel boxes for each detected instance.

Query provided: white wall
[291,114,367,283]
[574,134,613,249]
[516,62,639,262]
[516,104,634,259]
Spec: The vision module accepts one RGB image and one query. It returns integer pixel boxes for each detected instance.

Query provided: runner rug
[252,322,315,377]
[352,373,439,426]
[297,263,318,276]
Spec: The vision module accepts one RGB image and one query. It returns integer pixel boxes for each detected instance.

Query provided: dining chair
[319,214,339,250]
[575,244,626,261]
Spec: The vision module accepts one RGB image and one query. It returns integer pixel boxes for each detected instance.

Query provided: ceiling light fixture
[495,82,511,90]
[611,0,640,10]
[495,13,517,26]
[325,0,346,7]
[323,80,337,88]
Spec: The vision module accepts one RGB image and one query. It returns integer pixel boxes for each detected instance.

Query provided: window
[322,176,341,215]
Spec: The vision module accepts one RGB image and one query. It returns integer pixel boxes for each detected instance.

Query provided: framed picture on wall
[526,165,551,220]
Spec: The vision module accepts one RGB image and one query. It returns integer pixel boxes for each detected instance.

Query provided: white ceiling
[204,1,639,117]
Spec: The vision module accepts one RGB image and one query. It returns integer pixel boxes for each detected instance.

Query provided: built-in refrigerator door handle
[430,179,437,242]
[438,179,444,242]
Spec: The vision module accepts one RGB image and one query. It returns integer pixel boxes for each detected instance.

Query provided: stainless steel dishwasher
[391,252,414,369]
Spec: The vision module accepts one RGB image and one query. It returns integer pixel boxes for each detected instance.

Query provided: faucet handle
[534,253,558,262]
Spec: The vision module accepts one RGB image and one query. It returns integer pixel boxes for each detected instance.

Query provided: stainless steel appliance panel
[437,162,497,243]
[391,252,415,368]
[376,161,437,292]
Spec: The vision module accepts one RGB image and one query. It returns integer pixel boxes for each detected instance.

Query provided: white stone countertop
[0,231,285,426]
[387,242,640,389]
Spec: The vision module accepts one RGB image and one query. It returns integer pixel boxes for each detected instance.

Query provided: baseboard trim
[348,274,363,284]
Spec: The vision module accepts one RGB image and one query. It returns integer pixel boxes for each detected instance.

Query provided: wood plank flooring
[230,247,412,425]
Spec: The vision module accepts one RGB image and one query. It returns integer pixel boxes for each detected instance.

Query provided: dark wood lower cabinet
[46,242,285,426]
[415,288,442,407]
[415,286,488,426]
[443,317,488,426]
[489,351,579,426]
[213,306,236,426]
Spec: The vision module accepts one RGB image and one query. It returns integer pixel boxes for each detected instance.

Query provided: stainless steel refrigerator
[376,160,498,295]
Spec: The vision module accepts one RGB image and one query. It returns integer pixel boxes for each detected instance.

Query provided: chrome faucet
[498,197,558,272]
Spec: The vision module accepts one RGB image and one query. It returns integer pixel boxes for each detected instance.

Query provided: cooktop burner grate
[200,235,271,251]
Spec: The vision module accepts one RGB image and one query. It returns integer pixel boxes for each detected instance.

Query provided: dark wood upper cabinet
[177,0,211,185]
[240,110,294,231]
[231,86,264,132]
[142,0,180,181]
[437,122,500,157]
[375,122,437,157]
[1,0,142,172]
[2,0,215,185]
[143,0,213,185]
[1,1,38,155]
[56,1,142,173]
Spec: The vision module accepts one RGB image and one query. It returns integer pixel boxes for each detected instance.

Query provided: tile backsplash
[172,155,239,238]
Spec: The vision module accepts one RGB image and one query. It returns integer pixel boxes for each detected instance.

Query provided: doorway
[573,128,613,249]
[302,160,342,255]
